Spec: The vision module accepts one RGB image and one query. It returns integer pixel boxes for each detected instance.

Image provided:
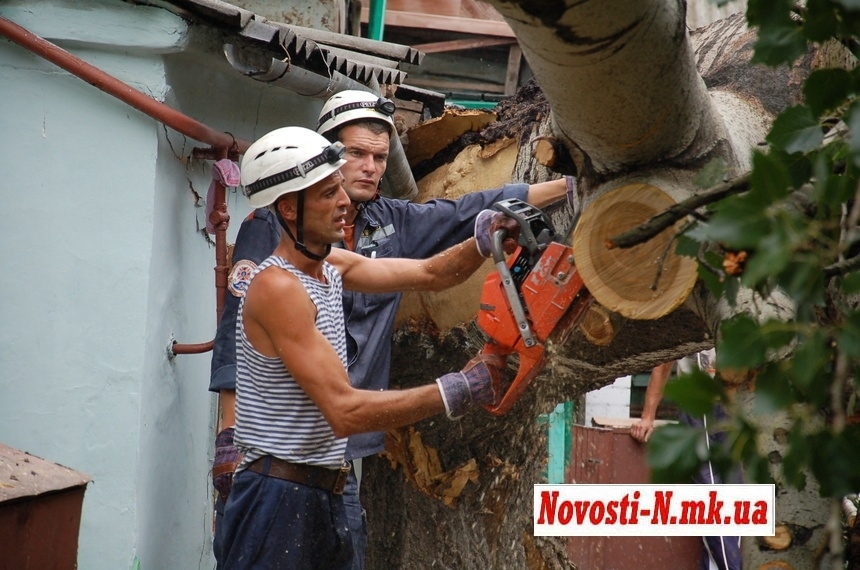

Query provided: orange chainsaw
[477,199,593,415]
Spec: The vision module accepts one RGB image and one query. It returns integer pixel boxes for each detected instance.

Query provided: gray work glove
[474,210,522,258]
[436,354,506,419]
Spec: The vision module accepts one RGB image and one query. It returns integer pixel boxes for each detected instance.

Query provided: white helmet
[240,126,346,208]
[316,90,396,139]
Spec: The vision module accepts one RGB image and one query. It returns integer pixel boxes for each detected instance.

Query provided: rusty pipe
[0,17,251,154]
[0,16,243,355]
[209,146,230,324]
[171,340,215,355]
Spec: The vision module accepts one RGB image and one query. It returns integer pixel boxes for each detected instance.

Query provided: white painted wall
[687,0,747,29]
[583,375,632,427]
[0,1,322,569]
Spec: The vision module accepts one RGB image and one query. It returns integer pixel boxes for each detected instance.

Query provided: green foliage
[647,0,860,502]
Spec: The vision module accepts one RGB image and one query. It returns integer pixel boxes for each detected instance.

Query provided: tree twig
[606,173,751,250]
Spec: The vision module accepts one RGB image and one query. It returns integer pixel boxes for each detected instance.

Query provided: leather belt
[247,456,351,495]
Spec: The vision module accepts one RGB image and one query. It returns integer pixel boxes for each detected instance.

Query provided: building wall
[0,1,321,568]
[583,376,632,427]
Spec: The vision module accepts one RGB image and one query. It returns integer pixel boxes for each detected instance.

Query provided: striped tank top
[234,255,348,470]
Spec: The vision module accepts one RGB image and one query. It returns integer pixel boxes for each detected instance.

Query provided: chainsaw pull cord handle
[491,228,537,348]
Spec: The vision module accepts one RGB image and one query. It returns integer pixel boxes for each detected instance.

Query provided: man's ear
[275,195,297,222]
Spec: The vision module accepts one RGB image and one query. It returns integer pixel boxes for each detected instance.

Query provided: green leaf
[718,315,767,368]
[663,370,724,416]
[740,233,792,286]
[779,259,826,311]
[698,198,770,250]
[753,363,794,413]
[749,151,792,207]
[675,233,701,258]
[781,422,809,490]
[841,272,860,294]
[845,103,860,167]
[804,69,852,116]
[791,331,831,392]
[834,0,860,12]
[761,320,796,350]
[808,427,860,497]
[647,423,705,484]
[766,106,824,154]
[804,0,840,42]
[748,0,809,66]
[837,311,860,357]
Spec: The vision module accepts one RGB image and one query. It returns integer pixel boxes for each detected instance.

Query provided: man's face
[337,124,390,203]
[285,170,350,247]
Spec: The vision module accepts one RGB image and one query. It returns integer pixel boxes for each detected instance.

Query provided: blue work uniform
[208,183,530,567]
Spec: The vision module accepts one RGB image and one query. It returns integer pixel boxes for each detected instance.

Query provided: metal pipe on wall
[0,14,422,356]
[0,16,244,355]
[367,0,387,41]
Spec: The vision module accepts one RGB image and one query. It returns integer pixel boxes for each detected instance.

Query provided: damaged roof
[127,0,423,86]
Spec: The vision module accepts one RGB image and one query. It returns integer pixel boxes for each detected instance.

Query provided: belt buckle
[332,462,351,495]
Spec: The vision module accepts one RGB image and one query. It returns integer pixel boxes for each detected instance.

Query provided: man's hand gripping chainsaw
[477,199,593,415]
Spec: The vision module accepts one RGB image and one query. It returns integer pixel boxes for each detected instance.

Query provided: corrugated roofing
[128,0,422,86]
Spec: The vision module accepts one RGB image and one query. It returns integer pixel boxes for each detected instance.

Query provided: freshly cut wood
[577,303,616,346]
[395,140,518,332]
[572,183,698,320]
[532,137,558,168]
[760,524,793,551]
[403,108,497,165]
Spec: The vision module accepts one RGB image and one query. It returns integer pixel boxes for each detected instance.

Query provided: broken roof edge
[126,0,421,86]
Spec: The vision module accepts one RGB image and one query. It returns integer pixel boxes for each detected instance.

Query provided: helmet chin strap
[275,191,331,261]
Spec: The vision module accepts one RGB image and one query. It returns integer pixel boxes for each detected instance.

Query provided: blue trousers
[215,464,365,569]
[679,409,742,570]
[219,461,354,570]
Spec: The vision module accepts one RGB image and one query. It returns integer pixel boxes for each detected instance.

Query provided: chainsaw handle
[490,228,508,264]
[492,233,536,348]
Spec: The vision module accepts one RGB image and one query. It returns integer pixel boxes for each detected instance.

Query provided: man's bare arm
[329,237,487,295]
[243,266,446,438]
[630,361,674,443]
[526,177,568,208]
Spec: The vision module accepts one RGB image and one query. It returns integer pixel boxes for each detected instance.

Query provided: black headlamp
[244,142,346,197]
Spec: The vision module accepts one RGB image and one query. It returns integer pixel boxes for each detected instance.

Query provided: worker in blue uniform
[209,90,571,567]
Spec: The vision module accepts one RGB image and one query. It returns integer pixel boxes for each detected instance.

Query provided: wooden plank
[405,76,505,94]
[382,0,463,17]
[413,37,516,54]
[360,8,515,37]
[504,43,522,95]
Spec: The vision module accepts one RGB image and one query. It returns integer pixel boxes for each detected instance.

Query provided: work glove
[565,175,577,212]
[474,210,520,257]
[436,353,506,419]
[212,426,243,502]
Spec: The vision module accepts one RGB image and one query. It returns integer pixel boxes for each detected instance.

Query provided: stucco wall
[0,1,322,569]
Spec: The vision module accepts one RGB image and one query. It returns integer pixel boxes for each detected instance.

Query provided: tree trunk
[362,3,846,569]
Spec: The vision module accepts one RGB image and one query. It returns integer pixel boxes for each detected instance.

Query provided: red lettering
[605,501,619,524]
[589,501,605,525]
[537,491,558,524]
[652,491,672,524]
[558,500,573,524]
